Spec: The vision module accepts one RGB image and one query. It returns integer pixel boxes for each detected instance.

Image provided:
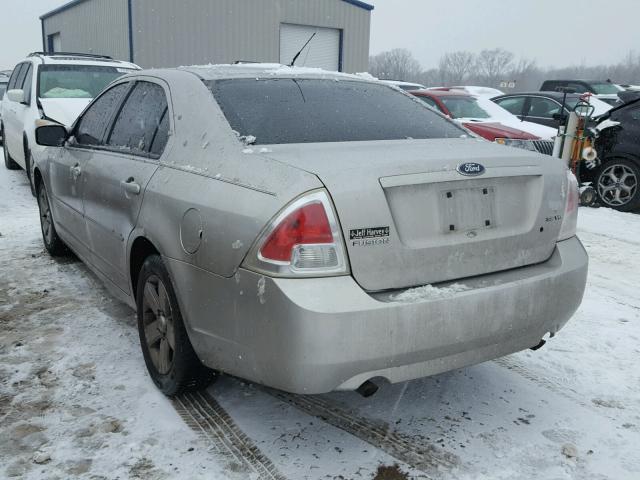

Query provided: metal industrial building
[40,0,373,72]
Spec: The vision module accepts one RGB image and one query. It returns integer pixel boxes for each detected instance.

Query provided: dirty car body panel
[35,64,588,394]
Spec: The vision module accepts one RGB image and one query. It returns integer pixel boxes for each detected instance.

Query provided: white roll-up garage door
[280,23,341,72]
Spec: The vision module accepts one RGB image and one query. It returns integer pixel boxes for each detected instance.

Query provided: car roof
[24,53,139,70]
[380,80,426,87]
[495,92,584,100]
[542,79,608,85]
[411,89,471,98]
[180,63,377,83]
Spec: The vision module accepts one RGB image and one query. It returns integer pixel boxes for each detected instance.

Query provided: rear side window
[76,83,130,146]
[208,78,465,145]
[22,65,33,104]
[14,64,29,91]
[108,81,169,156]
[541,81,560,92]
[567,82,588,94]
[8,64,24,90]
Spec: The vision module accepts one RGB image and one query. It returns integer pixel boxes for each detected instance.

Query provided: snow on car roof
[180,63,378,83]
[411,89,470,97]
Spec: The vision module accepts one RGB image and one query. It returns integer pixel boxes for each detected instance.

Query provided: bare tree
[369,48,423,82]
[368,47,640,92]
[474,48,515,87]
[438,51,476,85]
[509,58,541,91]
[417,68,440,88]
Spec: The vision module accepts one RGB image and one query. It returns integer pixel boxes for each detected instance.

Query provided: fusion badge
[457,162,486,176]
[349,226,390,247]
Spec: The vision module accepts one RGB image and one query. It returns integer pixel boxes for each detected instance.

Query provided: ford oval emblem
[457,162,486,176]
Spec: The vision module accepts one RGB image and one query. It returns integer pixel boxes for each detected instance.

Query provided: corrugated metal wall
[42,0,130,61]
[131,0,370,72]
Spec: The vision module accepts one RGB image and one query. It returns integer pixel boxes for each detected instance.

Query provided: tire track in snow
[493,356,612,415]
[173,391,287,480]
[266,389,459,476]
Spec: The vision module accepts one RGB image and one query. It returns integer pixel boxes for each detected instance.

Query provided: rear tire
[36,180,68,256]
[595,158,640,212]
[136,254,215,396]
[2,125,20,170]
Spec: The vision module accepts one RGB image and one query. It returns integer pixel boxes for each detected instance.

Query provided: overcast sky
[1,0,638,71]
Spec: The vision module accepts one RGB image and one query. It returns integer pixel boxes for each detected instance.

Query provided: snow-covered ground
[0,165,638,480]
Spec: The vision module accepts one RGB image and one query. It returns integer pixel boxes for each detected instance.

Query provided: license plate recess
[439,186,496,233]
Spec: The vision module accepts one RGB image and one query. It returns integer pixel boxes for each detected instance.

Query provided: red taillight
[559,170,579,241]
[244,190,349,277]
[566,174,579,214]
[260,202,333,262]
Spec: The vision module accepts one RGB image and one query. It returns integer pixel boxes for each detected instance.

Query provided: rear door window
[75,83,130,146]
[149,108,170,156]
[494,96,526,116]
[208,78,465,145]
[107,81,169,156]
[527,97,561,119]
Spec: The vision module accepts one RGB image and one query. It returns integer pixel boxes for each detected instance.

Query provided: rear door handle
[120,178,141,195]
[70,164,82,180]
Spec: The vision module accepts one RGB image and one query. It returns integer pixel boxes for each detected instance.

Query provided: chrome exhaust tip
[356,380,379,398]
[530,339,547,351]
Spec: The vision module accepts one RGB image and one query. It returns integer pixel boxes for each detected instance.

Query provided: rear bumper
[167,237,588,394]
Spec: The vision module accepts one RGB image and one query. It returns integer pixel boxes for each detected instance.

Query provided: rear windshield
[440,96,490,119]
[207,78,465,145]
[38,65,134,99]
[590,83,621,95]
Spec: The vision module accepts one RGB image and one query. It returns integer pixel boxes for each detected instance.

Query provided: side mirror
[36,124,69,147]
[7,89,24,103]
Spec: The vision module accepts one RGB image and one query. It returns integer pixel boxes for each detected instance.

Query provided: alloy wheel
[142,275,175,375]
[597,163,638,207]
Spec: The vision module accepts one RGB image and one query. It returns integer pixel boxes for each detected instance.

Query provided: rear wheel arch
[602,152,640,165]
[2,123,20,170]
[33,166,43,190]
[130,236,161,301]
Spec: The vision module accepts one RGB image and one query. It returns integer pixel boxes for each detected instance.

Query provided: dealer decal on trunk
[349,226,390,247]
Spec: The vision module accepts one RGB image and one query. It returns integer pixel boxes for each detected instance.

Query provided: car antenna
[290,33,316,67]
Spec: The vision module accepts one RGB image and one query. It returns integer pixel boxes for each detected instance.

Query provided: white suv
[1,52,139,193]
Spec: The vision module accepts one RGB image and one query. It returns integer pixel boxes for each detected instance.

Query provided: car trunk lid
[262,138,566,291]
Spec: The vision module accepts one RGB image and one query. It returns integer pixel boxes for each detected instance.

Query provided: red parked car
[410,89,549,153]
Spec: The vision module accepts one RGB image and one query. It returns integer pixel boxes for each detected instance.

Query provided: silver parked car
[32,65,588,396]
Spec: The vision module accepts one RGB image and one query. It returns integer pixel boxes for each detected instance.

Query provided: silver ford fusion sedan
[32,64,588,396]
